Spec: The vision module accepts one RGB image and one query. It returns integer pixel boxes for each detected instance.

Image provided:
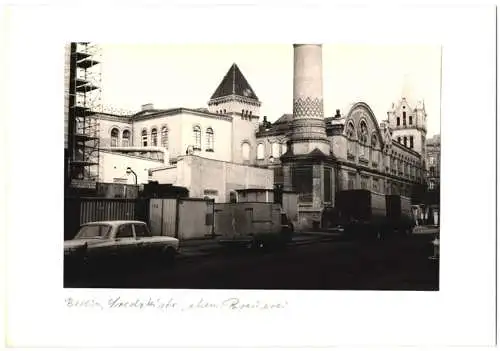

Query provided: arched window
[122,130,130,147]
[370,134,378,164]
[206,127,214,151]
[141,129,148,147]
[346,122,355,139]
[242,142,250,161]
[371,134,377,148]
[223,109,226,114]
[409,116,413,125]
[403,136,407,146]
[151,128,158,146]
[110,128,119,147]
[358,121,368,144]
[409,136,414,148]
[272,142,280,158]
[346,122,356,157]
[358,121,368,156]
[193,125,201,150]
[397,117,400,126]
[398,136,401,143]
[257,143,265,160]
[161,126,168,148]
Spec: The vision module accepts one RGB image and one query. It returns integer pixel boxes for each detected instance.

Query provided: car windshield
[75,224,112,239]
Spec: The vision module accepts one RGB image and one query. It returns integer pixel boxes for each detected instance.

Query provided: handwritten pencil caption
[65,297,288,312]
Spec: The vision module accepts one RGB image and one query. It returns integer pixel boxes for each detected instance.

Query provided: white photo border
[4,2,496,348]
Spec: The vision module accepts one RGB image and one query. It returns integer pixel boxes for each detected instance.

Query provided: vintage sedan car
[64,220,179,276]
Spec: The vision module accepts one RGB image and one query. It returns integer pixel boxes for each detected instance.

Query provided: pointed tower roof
[210,63,259,100]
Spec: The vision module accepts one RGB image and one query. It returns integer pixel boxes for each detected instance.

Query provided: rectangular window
[372,178,379,192]
[360,176,369,190]
[323,167,332,203]
[292,166,313,202]
[203,189,218,196]
[410,136,414,148]
[274,167,284,185]
[347,173,356,190]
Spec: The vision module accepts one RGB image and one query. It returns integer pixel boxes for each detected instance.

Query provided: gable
[344,102,384,147]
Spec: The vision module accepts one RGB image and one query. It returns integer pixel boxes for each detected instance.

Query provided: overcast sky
[99,44,441,137]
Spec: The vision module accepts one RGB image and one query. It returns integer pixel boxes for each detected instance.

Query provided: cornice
[94,113,133,123]
[131,108,233,122]
[208,94,262,107]
[336,159,422,185]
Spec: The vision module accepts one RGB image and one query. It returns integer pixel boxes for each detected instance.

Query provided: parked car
[64,220,179,278]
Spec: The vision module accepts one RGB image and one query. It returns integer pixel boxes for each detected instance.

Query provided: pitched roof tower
[208,63,261,119]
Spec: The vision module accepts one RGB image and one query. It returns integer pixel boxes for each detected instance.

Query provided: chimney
[141,103,154,111]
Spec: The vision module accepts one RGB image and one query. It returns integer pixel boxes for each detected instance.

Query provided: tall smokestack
[291,44,330,155]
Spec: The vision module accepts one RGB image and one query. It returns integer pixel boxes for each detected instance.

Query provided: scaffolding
[67,42,102,189]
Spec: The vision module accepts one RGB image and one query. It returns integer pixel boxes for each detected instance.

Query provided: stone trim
[293,97,324,118]
[208,94,262,107]
[336,159,421,185]
[132,108,233,122]
[95,113,133,123]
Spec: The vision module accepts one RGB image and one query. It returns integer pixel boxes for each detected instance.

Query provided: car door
[114,223,138,264]
[133,222,158,258]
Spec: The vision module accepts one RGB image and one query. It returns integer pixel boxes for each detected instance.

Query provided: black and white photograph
[63,43,441,290]
[4,3,496,349]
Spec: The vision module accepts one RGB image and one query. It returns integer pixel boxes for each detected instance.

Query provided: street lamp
[126,167,137,185]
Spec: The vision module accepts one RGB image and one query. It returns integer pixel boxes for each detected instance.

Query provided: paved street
[66,232,439,291]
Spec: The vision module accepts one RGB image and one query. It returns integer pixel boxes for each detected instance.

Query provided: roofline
[208,94,262,106]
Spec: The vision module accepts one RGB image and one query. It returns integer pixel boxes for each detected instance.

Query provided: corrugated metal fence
[64,197,149,240]
[79,199,136,223]
[65,197,214,241]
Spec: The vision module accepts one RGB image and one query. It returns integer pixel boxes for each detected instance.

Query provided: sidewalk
[412,225,440,235]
